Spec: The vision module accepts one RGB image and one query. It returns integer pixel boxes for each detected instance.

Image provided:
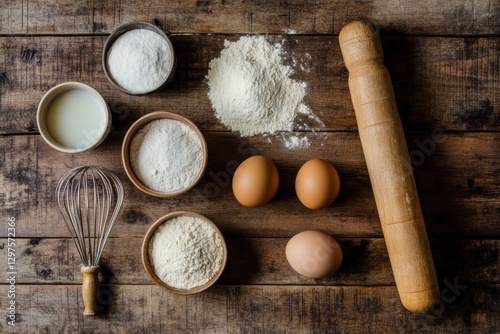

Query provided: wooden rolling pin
[339,21,439,312]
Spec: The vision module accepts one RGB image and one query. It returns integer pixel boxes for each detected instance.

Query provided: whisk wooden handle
[81,266,100,316]
[339,20,439,312]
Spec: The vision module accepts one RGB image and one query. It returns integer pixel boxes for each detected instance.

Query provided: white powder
[206,36,309,137]
[130,119,204,193]
[149,216,224,290]
[107,29,171,94]
[283,134,310,149]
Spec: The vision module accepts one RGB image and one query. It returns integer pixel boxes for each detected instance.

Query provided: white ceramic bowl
[36,82,111,153]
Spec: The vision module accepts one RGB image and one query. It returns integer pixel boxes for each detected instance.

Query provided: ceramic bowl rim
[102,21,177,95]
[36,81,111,153]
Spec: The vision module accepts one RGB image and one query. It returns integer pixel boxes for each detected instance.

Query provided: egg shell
[285,230,343,279]
[295,159,340,210]
[232,155,279,207]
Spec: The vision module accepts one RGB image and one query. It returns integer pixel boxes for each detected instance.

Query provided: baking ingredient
[282,134,310,149]
[232,155,279,207]
[148,215,224,290]
[107,29,171,94]
[46,89,107,149]
[295,159,340,209]
[285,230,342,279]
[130,119,204,193]
[206,36,309,137]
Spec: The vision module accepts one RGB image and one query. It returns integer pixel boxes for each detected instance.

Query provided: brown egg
[232,155,279,207]
[295,159,340,209]
[285,230,343,279]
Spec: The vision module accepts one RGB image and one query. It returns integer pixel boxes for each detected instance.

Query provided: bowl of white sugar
[103,22,176,95]
[122,111,207,197]
[142,211,227,294]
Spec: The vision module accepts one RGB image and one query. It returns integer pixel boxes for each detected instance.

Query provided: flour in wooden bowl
[130,119,204,193]
[148,215,225,290]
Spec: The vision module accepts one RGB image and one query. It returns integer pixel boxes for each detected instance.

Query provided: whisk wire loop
[56,166,124,267]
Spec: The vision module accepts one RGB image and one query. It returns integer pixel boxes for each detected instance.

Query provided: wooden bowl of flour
[122,111,208,197]
[142,211,227,295]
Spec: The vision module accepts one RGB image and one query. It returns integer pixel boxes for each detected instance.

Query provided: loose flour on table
[206,36,324,148]
[206,36,313,137]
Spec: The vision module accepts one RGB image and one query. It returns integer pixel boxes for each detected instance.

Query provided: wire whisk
[56,165,124,315]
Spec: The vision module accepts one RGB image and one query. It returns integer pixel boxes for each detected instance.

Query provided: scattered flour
[207,35,326,149]
[283,135,310,149]
[130,119,204,193]
[149,215,224,290]
[206,36,310,137]
[107,29,171,94]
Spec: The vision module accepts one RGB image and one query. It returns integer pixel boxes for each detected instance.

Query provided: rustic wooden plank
[0,2,496,333]
[0,284,498,333]
[1,237,498,286]
[1,0,499,35]
[1,132,498,238]
[0,35,498,134]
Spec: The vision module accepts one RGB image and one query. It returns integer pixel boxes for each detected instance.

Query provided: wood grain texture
[1,0,499,35]
[0,284,498,333]
[1,133,498,238]
[0,2,498,331]
[0,35,498,134]
[0,237,498,286]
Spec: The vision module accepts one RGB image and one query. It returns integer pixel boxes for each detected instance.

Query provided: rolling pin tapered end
[400,286,440,313]
[339,20,384,70]
[339,20,379,42]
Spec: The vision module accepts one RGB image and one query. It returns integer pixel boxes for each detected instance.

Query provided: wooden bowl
[102,21,177,95]
[141,211,227,295]
[122,111,208,197]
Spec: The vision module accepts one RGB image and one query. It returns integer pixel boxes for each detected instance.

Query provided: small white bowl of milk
[37,82,111,153]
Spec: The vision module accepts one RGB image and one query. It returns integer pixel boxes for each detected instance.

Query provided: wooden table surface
[1,1,499,333]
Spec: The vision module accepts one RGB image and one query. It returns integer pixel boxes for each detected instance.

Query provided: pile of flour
[130,119,204,193]
[149,216,224,289]
[206,36,310,137]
